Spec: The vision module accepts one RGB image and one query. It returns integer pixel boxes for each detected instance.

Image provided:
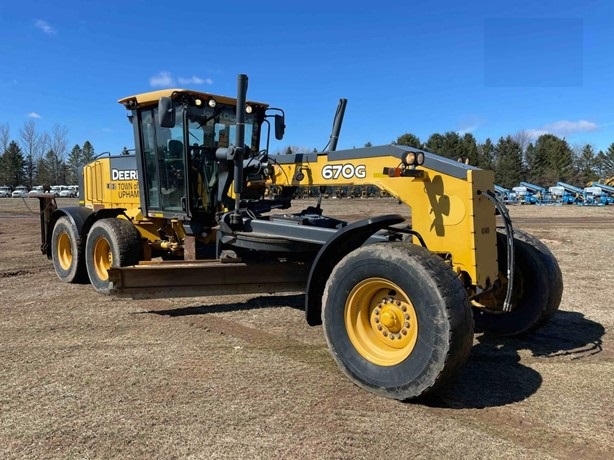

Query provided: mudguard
[305,214,405,326]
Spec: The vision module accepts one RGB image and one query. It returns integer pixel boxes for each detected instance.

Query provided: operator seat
[167,139,183,158]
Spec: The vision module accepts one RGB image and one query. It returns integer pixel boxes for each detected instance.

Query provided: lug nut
[402,305,407,312]
[402,329,407,335]
[374,308,380,315]
[375,318,379,323]
[404,322,409,328]
[377,325,383,331]
[404,313,410,320]
[383,331,388,337]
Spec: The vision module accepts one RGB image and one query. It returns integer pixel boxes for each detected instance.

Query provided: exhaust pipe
[327,98,347,152]
[231,74,248,226]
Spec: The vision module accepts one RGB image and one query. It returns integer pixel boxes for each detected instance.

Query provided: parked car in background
[0,186,11,197]
[28,186,45,197]
[59,188,77,197]
[11,186,28,198]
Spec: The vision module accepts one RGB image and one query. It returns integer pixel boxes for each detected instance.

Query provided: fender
[45,207,126,258]
[305,214,405,326]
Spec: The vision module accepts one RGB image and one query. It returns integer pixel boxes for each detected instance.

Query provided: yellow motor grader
[36,74,562,401]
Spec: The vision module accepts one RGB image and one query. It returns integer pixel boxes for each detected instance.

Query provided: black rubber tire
[322,242,474,401]
[473,230,551,336]
[51,216,88,283]
[85,218,141,294]
[512,229,563,329]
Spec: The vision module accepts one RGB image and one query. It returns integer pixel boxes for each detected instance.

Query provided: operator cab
[119,89,284,229]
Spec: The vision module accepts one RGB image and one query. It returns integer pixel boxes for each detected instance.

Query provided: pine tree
[461,133,479,165]
[23,153,37,188]
[424,133,445,154]
[550,138,574,183]
[493,136,523,189]
[36,156,51,187]
[41,149,63,185]
[82,141,95,163]
[67,144,83,184]
[477,138,495,171]
[530,134,569,186]
[396,133,422,149]
[1,141,25,187]
[575,144,598,185]
[602,142,614,178]
[594,150,606,179]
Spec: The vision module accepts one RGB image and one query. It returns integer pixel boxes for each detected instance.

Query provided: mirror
[158,97,175,128]
[274,114,285,140]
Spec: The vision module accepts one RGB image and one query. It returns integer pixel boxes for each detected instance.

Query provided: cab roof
[118,88,269,110]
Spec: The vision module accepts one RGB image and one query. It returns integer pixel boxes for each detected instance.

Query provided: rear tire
[473,230,555,336]
[513,230,563,328]
[322,242,474,401]
[51,216,88,283]
[85,218,141,294]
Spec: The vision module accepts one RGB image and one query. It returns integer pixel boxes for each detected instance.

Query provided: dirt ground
[0,197,612,460]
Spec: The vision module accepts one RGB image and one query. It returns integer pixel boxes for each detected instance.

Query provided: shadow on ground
[146,300,604,409]
[146,293,305,317]
[424,310,604,409]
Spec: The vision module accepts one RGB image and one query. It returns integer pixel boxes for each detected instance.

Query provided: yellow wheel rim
[56,232,73,271]
[345,277,418,366]
[92,237,112,281]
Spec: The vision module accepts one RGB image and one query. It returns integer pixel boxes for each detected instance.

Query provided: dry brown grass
[0,197,612,459]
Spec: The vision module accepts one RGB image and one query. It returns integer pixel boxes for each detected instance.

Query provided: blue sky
[1,0,614,156]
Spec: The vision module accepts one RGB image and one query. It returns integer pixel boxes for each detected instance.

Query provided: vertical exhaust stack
[313,98,347,213]
[327,98,347,152]
[231,74,248,226]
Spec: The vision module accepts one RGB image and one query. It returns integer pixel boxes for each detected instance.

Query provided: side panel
[269,145,498,288]
[82,156,140,211]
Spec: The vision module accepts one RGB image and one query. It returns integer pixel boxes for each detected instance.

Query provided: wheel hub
[370,297,413,349]
[93,237,112,281]
[57,232,73,270]
[344,278,419,366]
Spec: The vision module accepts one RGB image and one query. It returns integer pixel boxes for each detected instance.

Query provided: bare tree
[20,120,45,187]
[51,124,69,160]
[0,122,10,153]
[20,120,42,157]
[39,131,51,154]
[512,130,533,156]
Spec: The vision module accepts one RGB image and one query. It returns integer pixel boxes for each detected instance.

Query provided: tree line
[0,121,99,188]
[4,119,614,191]
[393,131,614,189]
[283,132,614,190]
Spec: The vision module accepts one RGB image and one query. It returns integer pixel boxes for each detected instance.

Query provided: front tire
[85,218,141,294]
[51,216,88,283]
[322,242,473,401]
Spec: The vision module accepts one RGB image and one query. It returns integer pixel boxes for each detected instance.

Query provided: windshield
[185,105,260,152]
